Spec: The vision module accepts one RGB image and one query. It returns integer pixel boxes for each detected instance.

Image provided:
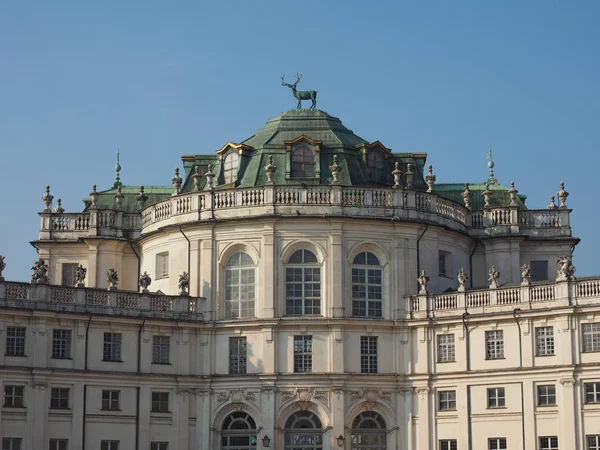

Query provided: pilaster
[330,222,344,318]
[557,377,577,448]
[262,221,276,318]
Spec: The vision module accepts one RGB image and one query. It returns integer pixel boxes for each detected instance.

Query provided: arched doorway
[351,411,387,450]
[221,412,257,450]
[284,410,323,450]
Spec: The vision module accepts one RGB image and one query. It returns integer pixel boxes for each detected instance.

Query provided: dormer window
[223,152,239,184]
[367,151,385,170]
[291,146,315,178]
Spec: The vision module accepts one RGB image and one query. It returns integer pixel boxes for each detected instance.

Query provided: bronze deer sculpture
[281,74,318,110]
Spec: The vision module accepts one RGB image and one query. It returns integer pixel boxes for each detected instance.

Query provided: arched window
[284,411,323,450]
[352,252,383,318]
[224,152,240,184]
[351,411,387,450]
[285,249,321,316]
[225,252,255,319]
[366,151,385,182]
[291,146,315,178]
[221,412,257,450]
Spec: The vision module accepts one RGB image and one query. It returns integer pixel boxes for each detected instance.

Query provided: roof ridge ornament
[486,146,498,185]
[113,149,122,189]
[281,74,318,110]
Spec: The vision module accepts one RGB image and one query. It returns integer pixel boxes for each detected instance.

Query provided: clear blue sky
[1,1,598,281]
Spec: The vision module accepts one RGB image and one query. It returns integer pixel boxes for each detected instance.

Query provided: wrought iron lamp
[336,434,345,447]
[262,435,271,448]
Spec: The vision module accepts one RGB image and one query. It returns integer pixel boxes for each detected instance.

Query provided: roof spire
[113,149,122,189]
[486,146,498,185]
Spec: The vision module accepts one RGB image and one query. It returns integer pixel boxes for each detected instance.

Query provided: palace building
[0,108,599,450]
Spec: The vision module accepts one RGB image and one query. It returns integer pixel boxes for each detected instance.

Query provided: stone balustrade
[408,277,599,319]
[36,185,572,240]
[0,281,204,320]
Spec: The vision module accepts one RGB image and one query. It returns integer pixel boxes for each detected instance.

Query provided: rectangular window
[151,443,168,450]
[438,390,456,411]
[488,438,507,450]
[1,439,22,450]
[539,436,558,450]
[537,385,556,406]
[485,330,504,359]
[49,439,68,450]
[100,442,119,450]
[437,334,456,362]
[151,392,169,413]
[585,382,600,404]
[101,390,120,411]
[439,440,457,450]
[293,336,313,373]
[588,435,600,450]
[3,386,24,407]
[152,336,170,364]
[536,327,554,356]
[50,388,70,410]
[103,333,122,361]
[61,263,78,287]
[487,387,505,408]
[229,337,247,375]
[5,327,26,357]
[583,323,600,352]
[156,253,169,279]
[52,330,72,359]
[530,260,549,281]
[360,336,378,374]
[438,251,451,277]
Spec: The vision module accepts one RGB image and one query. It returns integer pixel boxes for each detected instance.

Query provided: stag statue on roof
[281,74,318,110]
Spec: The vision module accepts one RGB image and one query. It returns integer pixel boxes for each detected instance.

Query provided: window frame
[535,326,555,356]
[585,382,600,404]
[224,252,256,319]
[151,391,170,413]
[51,329,72,359]
[360,336,378,374]
[5,326,26,357]
[537,384,556,406]
[223,151,240,184]
[439,440,457,450]
[438,390,457,411]
[437,334,456,363]
[583,323,600,352]
[103,333,122,362]
[539,436,559,450]
[290,146,316,178]
[351,251,383,318]
[229,337,247,375]
[285,249,321,317]
[293,335,313,373]
[588,435,600,450]
[487,387,506,409]
[3,385,25,408]
[100,441,119,450]
[61,263,79,287]
[530,260,549,282]
[50,388,70,410]
[488,437,507,450]
[485,330,504,360]
[152,336,170,365]
[150,443,168,450]
[101,390,120,411]
[48,439,68,450]
[1,438,22,450]
[155,252,169,280]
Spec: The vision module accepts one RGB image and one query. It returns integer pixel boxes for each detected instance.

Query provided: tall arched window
[291,146,315,178]
[225,252,255,319]
[352,251,383,318]
[221,412,257,450]
[284,411,323,450]
[285,249,321,316]
[224,152,240,184]
[351,412,387,450]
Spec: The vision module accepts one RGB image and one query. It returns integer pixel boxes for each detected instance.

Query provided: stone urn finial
[205,165,215,191]
[488,265,500,289]
[508,181,518,207]
[392,162,402,189]
[178,272,190,296]
[75,264,87,288]
[42,185,54,212]
[547,195,557,210]
[114,186,124,211]
[520,264,531,286]
[54,199,65,214]
[405,164,414,189]
[0,255,6,282]
[482,183,493,209]
[417,270,429,295]
[137,186,148,210]
[425,164,436,193]
[329,154,342,185]
[31,259,49,284]
[556,255,576,281]
[139,271,152,293]
[556,181,569,208]
[264,155,277,184]
[90,185,99,209]
[192,167,202,191]
[107,268,119,291]
[172,168,182,196]
[457,268,469,292]
[461,183,473,210]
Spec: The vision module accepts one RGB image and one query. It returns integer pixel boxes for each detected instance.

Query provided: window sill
[437,360,457,364]
[535,354,555,358]
[536,404,557,408]
[101,409,122,412]
[102,360,124,363]
[582,350,600,354]
[51,357,73,360]
[2,405,26,409]
[438,409,457,413]
[5,354,27,358]
[49,407,71,411]
[485,357,506,360]
[151,411,171,415]
[486,406,507,410]
[151,362,172,366]
[155,275,168,280]
[438,274,454,279]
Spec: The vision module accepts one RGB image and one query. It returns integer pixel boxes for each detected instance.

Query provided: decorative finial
[547,195,557,210]
[172,167,182,196]
[31,259,49,284]
[405,164,415,189]
[417,270,429,295]
[425,164,436,193]
[482,183,493,209]
[114,186,124,211]
[520,264,531,286]
[139,271,152,293]
[107,268,119,291]
[488,265,500,289]
[457,268,469,292]
[264,155,277,184]
[461,183,473,210]
[192,167,202,191]
[329,154,342,185]
[556,181,569,208]
[0,255,6,282]
[90,185,99,209]
[507,181,518,207]
[75,264,87,288]
[205,165,215,191]
[137,186,148,210]
[54,199,65,214]
[392,162,402,189]
[113,149,122,189]
[42,185,54,212]
[178,272,190,296]
[486,146,498,185]
[556,255,576,282]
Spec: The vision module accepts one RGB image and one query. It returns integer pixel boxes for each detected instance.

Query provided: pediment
[216,142,253,157]
[284,135,323,151]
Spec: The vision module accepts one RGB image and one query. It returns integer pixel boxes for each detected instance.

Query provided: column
[330,222,344,318]
[262,221,276,318]
[199,239,214,320]
[139,385,151,450]
[557,378,577,448]
[87,242,99,288]
[29,381,49,450]
[331,388,345,448]
[415,386,431,450]
[190,239,201,298]
[174,390,190,450]
[260,387,277,448]
[71,383,85,450]
[194,390,212,450]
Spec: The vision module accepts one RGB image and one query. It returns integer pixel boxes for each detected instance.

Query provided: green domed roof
[242,109,368,148]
